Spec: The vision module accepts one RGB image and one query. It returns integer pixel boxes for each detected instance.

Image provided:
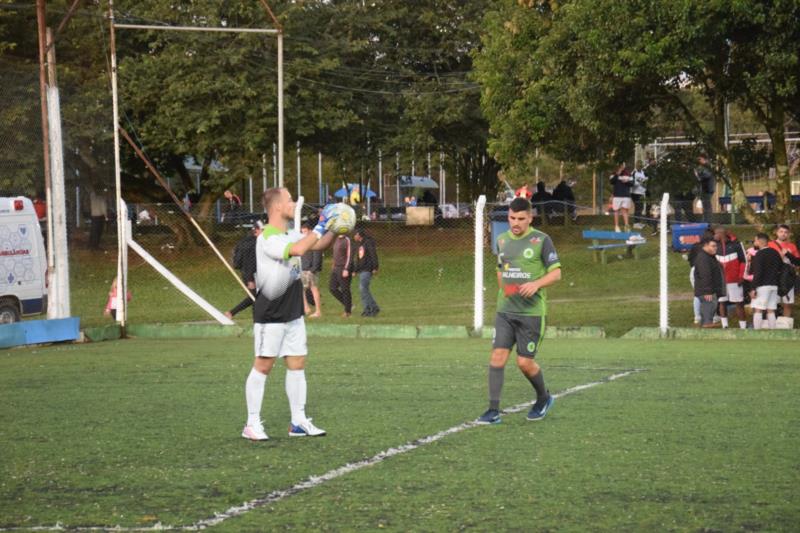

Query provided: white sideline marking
[2,369,643,532]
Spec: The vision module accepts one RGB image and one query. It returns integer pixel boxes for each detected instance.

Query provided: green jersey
[496,227,561,316]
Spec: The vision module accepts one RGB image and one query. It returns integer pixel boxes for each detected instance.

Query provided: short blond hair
[262,187,285,212]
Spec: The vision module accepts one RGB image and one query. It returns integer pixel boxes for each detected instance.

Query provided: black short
[493,312,545,358]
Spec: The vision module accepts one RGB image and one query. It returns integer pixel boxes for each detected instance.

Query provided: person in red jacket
[713,226,747,329]
[768,224,799,318]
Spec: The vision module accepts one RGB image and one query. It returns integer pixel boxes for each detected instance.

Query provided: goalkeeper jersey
[253,224,304,323]
[496,227,561,316]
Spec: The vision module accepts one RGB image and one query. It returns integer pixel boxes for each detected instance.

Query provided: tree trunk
[766,102,791,223]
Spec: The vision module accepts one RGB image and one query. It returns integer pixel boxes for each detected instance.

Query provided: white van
[0,197,48,323]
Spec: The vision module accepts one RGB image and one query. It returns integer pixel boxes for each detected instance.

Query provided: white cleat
[242,423,269,441]
[288,418,327,437]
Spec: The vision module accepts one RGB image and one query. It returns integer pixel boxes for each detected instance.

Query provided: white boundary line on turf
[2,369,644,532]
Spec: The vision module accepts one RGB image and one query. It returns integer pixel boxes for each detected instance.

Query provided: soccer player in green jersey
[477,197,562,424]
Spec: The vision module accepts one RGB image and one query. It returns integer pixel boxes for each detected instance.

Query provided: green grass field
[66,221,745,336]
[2,336,798,531]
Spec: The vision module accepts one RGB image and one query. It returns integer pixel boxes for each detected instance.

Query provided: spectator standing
[329,233,354,317]
[693,237,725,328]
[694,155,715,223]
[749,233,784,329]
[531,181,553,222]
[222,189,242,222]
[353,227,380,317]
[300,224,323,318]
[552,179,577,220]
[515,183,533,200]
[225,222,263,319]
[609,162,633,232]
[714,226,747,329]
[89,189,107,250]
[768,224,800,319]
[688,228,716,324]
[631,160,648,227]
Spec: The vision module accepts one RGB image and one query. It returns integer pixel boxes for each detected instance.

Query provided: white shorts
[718,283,744,303]
[782,287,795,305]
[752,286,779,311]
[612,197,633,211]
[254,317,307,357]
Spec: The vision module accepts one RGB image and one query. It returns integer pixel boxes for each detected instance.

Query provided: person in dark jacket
[530,181,553,222]
[694,154,715,223]
[749,233,784,329]
[688,227,716,324]
[609,162,633,232]
[225,222,263,318]
[552,179,577,220]
[353,227,380,317]
[300,224,324,317]
[329,233,354,317]
[693,237,725,328]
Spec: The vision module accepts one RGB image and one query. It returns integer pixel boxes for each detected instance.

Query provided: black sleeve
[368,240,379,270]
[751,252,764,286]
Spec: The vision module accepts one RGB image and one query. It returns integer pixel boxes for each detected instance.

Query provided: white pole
[277,32,284,188]
[262,153,267,194]
[378,149,383,201]
[109,1,126,327]
[119,201,129,323]
[294,195,304,231]
[272,142,277,187]
[296,140,301,199]
[46,83,70,318]
[318,151,323,203]
[474,195,487,333]
[659,192,670,335]
[427,151,431,177]
[439,151,444,205]
[75,185,80,227]
[248,176,254,213]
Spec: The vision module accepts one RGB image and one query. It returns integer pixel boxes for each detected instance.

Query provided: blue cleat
[527,395,554,421]
[476,408,502,425]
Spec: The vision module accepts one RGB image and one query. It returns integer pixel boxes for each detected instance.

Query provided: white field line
[2,369,644,532]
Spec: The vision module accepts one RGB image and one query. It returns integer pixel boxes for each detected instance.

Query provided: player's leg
[766,288,778,328]
[301,273,312,314]
[243,324,280,441]
[477,314,514,425]
[621,205,630,230]
[727,283,747,329]
[281,318,326,437]
[783,289,794,318]
[613,202,621,232]
[512,315,554,421]
[341,273,353,317]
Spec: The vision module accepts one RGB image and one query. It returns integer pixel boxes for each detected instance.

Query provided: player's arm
[518,267,561,297]
[288,206,338,256]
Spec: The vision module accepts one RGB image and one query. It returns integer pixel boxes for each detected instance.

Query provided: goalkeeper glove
[313,204,338,238]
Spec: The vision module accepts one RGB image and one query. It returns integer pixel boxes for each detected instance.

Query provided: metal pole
[439,151,444,205]
[318,151,323,203]
[378,149,383,202]
[277,32,284,187]
[272,142,277,187]
[35,0,54,280]
[262,153,267,194]
[248,176,254,213]
[109,0,127,328]
[75,185,79,227]
[427,151,431,177]
[296,140,301,199]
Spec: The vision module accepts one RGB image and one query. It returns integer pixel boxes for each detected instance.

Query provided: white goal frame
[107,0,283,327]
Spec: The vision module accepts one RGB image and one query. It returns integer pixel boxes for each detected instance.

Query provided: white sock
[720,317,729,328]
[739,320,747,329]
[245,368,267,426]
[767,312,777,329]
[285,369,307,426]
[753,312,763,329]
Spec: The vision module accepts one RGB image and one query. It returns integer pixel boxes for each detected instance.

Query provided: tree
[475,0,800,222]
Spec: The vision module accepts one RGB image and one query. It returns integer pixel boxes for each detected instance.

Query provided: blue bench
[582,229,646,264]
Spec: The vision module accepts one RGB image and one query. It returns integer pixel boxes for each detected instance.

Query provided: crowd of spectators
[688,224,799,329]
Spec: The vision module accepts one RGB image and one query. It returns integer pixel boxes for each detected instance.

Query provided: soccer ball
[327,203,356,235]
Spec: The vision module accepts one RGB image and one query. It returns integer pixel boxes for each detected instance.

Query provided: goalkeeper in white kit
[242,188,339,441]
